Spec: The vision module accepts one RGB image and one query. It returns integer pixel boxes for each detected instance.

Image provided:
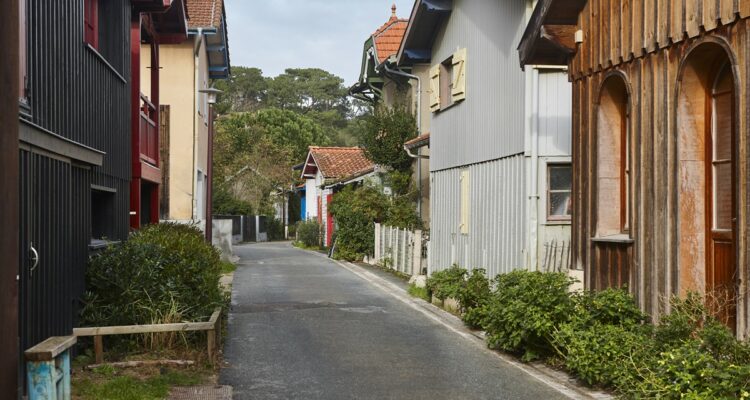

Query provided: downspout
[192,28,204,221]
[529,68,540,270]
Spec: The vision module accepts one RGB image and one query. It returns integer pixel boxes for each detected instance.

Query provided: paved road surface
[220,242,570,400]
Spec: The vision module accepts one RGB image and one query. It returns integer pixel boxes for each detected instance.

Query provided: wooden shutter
[429,64,440,112]
[452,48,467,102]
[460,168,470,234]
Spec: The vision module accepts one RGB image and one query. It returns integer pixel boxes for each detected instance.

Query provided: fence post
[374,223,381,264]
[25,336,76,400]
[401,229,407,274]
[412,230,422,276]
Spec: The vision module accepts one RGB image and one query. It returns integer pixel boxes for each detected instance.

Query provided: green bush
[457,269,492,329]
[329,186,388,261]
[482,270,575,361]
[82,223,225,332]
[426,266,467,301]
[555,323,655,388]
[266,217,285,241]
[296,219,321,248]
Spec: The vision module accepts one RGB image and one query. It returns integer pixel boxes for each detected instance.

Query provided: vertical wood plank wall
[570,0,750,336]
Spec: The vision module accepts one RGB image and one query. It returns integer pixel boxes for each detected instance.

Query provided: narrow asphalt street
[220,242,571,400]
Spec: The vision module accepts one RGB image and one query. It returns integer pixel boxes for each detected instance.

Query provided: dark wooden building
[520,0,750,337]
[16,0,186,393]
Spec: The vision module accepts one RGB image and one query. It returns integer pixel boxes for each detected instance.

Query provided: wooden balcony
[139,94,158,167]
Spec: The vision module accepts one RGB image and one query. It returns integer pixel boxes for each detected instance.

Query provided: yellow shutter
[460,168,470,234]
[429,64,441,112]
[451,48,466,102]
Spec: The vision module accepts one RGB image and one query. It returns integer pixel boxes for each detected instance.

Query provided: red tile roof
[404,132,430,149]
[186,0,224,29]
[308,147,375,180]
[372,5,408,63]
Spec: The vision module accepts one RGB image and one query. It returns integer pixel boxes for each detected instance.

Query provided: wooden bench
[73,307,222,365]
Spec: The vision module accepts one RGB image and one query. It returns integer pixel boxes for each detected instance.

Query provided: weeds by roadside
[407,284,430,301]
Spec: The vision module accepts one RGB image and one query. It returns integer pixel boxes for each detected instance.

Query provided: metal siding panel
[430,0,528,171]
[538,71,573,156]
[430,155,527,278]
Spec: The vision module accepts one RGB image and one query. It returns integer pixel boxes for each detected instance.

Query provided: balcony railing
[139,94,158,166]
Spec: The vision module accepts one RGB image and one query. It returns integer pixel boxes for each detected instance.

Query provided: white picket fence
[370,223,429,277]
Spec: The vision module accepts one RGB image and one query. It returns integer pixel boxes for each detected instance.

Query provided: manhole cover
[169,385,232,400]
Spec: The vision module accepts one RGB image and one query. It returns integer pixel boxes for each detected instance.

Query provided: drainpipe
[529,68,540,270]
[192,28,204,221]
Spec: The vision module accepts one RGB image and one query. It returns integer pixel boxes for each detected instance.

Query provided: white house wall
[429,0,528,171]
[305,178,318,219]
[429,154,526,278]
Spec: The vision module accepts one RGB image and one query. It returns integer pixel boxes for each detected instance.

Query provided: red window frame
[19,0,27,101]
[84,0,98,48]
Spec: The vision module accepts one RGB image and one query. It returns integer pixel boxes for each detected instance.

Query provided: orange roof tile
[404,132,430,148]
[186,0,224,29]
[372,5,408,63]
[309,147,375,180]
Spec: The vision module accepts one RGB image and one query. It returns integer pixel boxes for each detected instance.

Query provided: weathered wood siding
[570,0,750,336]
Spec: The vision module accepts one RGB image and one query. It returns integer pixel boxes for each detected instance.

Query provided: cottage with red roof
[299,147,377,247]
[349,4,431,228]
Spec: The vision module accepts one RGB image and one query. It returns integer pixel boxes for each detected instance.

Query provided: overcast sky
[224,0,415,85]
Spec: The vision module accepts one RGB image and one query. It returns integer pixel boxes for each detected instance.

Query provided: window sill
[86,44,127,84]
[544,220,571,226]
[590,234,633,244]
[436,99,463,114]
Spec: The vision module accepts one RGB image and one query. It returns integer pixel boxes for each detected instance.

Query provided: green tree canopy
[214,66,268,114]
[358,105,418,172]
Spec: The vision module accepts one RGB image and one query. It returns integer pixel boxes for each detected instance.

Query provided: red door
[706,63,736,330]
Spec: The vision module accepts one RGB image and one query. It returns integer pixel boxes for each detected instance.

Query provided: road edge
[297,246,612,400]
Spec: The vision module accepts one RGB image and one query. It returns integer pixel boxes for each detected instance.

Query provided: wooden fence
[541,239,573,273]
[371,224,428,276]
[72,307,222,366]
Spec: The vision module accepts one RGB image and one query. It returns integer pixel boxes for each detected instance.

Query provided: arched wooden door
[706,62,737,329]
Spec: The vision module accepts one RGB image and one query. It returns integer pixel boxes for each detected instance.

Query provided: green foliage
[220,261,237,275]
[407,284,431,302]
[426,266,467,301]
[570,288,647,328]
[212,186,253,215]
[358,106,418,172]
[458,269,492,329]
[250,108,330,160]
[214,66,268,114]
[482,271,575,361]
[83,223,225,334]
[296,219,321,248]
[654,292,707,349]
[266,217,285,241]
[329,185,389,261]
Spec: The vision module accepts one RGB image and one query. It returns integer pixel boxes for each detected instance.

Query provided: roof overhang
[300,152,319,179]
[404,133,430,150]
[133,0,174,13]
[396,0,452,66]
[151,0,189,44]
[189,6,231,79]
[349,37,385,102]
[517,0,586,67]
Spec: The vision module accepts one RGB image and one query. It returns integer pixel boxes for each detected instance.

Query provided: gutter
[191,28,204,220]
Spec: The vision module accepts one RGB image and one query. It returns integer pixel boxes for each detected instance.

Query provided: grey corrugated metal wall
[430,0,528,171]
[430,154,526,277]
[537,70,573,157]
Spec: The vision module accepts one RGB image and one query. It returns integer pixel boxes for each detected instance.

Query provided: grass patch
[220,261,236,274]
[73,366,206,400]
[407,284,430,301]
[292,241,325,252]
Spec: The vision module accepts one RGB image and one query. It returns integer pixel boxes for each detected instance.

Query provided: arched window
[677,43,736,330]
[596,76,630,237]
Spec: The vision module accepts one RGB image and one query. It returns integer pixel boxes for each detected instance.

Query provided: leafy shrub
[296,219,321,248]
[654,292,706,349]
[426,266,467,301]
[266,217,284,241]
[554,323,655,388]
[457,269,492,329]
[329,186,388,261]
[570,288,647,329]
[82,223,225,335]
[625,340,750,399]
[482,270,575,361]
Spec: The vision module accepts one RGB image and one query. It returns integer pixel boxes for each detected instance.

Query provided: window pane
[549,192,571,217]
[714,162,731,230]
[550,165,572,190]
[714,92,732,161]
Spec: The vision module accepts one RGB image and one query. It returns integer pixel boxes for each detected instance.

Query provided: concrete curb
[297,246,613,400]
